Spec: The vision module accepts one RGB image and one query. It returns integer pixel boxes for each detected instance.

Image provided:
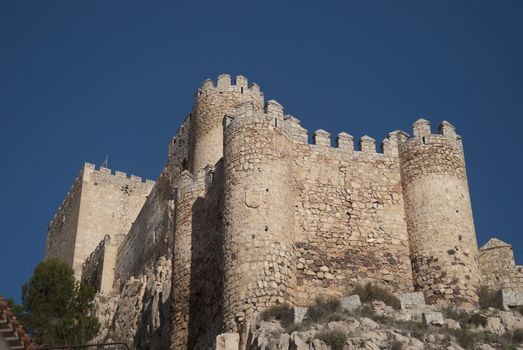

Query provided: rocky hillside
[233,286,523,350]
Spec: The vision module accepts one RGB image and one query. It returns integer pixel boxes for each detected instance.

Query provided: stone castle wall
[479,239,523,291]
[46,171,83,266]
[292,130,413,303]
[399,120,481,306]
[45,74,520,350]
[74,163,154,277]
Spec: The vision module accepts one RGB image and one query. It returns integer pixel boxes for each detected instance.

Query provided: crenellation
[217,73,232,88]
[412,118,431,138]
[265,99,284,119]
[235,75,248,88]
[359,135,376,153]
[438,120,457,137]
[45,74,519,350]
[336,132,353,151]
[312,129,331,147]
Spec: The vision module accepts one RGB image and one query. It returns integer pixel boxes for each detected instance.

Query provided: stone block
[293,307,308,324]
[341,295,361,311]
[499,289,523,311]
[215,332,239,350]
[422,312,445,326]
[400,292,425,309]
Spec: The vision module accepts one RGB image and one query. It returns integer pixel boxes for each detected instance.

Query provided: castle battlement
[83,162,155,185]
[197,74,264,103]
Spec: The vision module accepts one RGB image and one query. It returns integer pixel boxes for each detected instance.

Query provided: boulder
[289,332,308,350]
[485,316,505,335]
[499,289,523,311]
[444,318,461,330]
[215,333,240,350]
[310,339,329,350]
[341,295,362,311]
[359,317,379,330]
[499,311,523,331]
[400,292,426,309]
[293,307,308,324]
[422,312,445,326]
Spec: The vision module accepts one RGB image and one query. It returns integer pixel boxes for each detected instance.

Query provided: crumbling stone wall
[479,238,523,291]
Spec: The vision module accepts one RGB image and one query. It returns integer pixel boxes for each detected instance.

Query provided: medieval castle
[45,74,523,349]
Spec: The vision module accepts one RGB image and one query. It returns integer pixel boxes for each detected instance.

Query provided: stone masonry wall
[479,239,523,291]
[223,101,297,334]
[82,234,125,293]
[399,120,481,306]
[189,74,264,174]
[114,170,173,285]
[72,163,154,278]
[292,130,414,304]
[48,74,507,350]
[46,172,83,266]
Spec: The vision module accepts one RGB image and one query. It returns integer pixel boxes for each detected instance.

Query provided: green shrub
[451,328,480,349]
[315,329,348,350]
[260,304,294,329]
[441,306,486,328]
[512,328,523,344]
[305,296,343,323]
[351,283,400,309]
[478,286,498,309]
[390,341,404,350]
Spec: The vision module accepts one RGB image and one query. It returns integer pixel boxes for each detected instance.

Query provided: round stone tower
[222,100,297,333]
[189,74,264,174]
[399,119,480,306]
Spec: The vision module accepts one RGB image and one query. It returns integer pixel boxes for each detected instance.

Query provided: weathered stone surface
[422,312,445,326]
[293,307,308,324]
[215,333,239,350]
[479,239,523,291]
[289,332,308,350]
[341,295,362,311]
[485,317,505,334]
[499,289,523,311]
[400,292,425,309]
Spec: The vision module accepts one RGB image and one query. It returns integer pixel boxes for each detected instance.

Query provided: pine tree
[21,258,100,346]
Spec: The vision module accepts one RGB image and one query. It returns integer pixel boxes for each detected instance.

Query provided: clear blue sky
[1,1,522,303]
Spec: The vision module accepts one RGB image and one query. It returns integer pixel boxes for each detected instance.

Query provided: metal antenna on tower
[101,154,109,168]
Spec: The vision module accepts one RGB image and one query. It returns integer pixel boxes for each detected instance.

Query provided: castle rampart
[45,74,521,350]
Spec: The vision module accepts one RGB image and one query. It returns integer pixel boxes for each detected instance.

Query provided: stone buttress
[222,101,297,334]
[399,119,481,306]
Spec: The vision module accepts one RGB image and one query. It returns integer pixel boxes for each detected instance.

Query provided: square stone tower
[45,162,154,279]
